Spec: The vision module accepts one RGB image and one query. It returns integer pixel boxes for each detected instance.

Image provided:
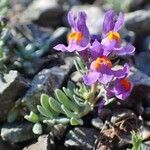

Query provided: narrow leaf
[37,105,53,118]
[61,105,79,118]
[55,89,79,112]
[63,87,73,99]
[70,117,83,125]
[41,94,59,116]
[24,111,39,123]
[67,80,76,92]
[74,59,80,70]
[49,97,64,114]
[40,94,50,109]
[77,57,85,70]
[73,95,86,107]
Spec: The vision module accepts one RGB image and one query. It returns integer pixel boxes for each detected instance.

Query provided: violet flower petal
[98,66,114,84]
[67,11,77,30]
[101,38,117,51]
[83,71,99,85]
[102,10,115,37]
[114,44,135,56]
[98,73,113,84]
[53,40,79,52]
[91,39,104,60]
[114,12,125,32]
[77,12,90,47]
[112,63,130,79]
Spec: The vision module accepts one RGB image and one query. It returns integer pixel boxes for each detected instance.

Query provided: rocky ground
[0,0,150,149]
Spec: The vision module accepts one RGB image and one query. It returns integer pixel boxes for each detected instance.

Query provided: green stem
[88,84,97,103]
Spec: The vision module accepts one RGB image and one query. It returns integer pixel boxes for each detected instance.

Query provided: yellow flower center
[94,56,112,70]
[120,78,131,91]
[107,31,121,42]
[68,32,84,43]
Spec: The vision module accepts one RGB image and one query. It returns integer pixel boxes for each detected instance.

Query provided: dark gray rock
[23,24,53,46]
[22,57,74,111]
[33,27,69,57]
[142,36,150,52]
[48,27,69,54]
[91,118,104,130]
[23,134,52,150]
[51,124,67,140]
[143,92,150,108]
[135,52,150,76]
[0,138,19,150]
[129,67,150,86]
[125,10,150,35]
[120,85,149,115]
[65,127,99,150]
[120,29,135,44]
[1,122,36,143]
[70,5,104,34]
[98,108,112,121]
[111,108,135,124]
[20,0,65,27]
[129,0,144,10]
[143,107,150,120]
[0,70,29,121]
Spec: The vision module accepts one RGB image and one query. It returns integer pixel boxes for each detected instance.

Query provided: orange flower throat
[107,31,121,42]
[120,78,131,91]
[94,56,112,70]
[68,32,84,43]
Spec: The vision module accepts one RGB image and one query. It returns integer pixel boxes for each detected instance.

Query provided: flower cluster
[54,10,135,101]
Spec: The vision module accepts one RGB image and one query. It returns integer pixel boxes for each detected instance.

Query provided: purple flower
[90,39,104,60]
[83,55,130,85]
[53,11,90,52]
[107,78,133,100]
[101,10,135,56]
[77,39,103,64]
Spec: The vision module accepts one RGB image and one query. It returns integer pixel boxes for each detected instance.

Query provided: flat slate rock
[22,57,74,111]
[65,127,99,150]
[125,10,150,35]
[1,121,36,143]
[0,70,29,121]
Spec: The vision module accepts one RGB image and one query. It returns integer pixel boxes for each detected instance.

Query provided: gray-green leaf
[32,123,42,135]
[24,111,39,123]
[70,117,83,125]
[55,89,79,112]
[37,105,53,118]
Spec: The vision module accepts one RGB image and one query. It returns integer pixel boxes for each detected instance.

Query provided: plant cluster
[25,10,135,134]
[131,131,143,150]
[0,14,9,74]
[0,0,49,75]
